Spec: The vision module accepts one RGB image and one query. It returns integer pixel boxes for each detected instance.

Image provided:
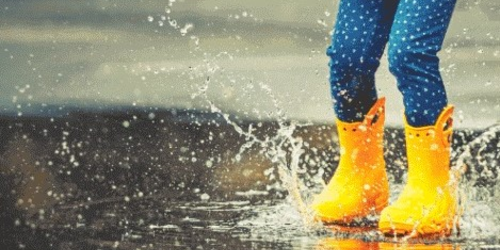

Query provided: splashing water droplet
[200,193,210,201]
[180,23,194,36]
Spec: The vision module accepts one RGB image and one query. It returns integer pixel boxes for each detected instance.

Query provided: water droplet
[180,23,194,36]
[200,193,210,200]
[206,160,213,168]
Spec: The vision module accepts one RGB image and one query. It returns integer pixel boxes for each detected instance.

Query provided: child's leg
[387,0,457,126]
[312,1,402,224]
[328,0,399,122]
[379,0,458,236]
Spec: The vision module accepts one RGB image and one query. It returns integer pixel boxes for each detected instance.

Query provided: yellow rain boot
[379,106,457,237]
[312,98,389,225]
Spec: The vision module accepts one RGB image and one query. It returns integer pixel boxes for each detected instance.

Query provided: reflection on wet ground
[316,238,461,250]
[1,110,499,249]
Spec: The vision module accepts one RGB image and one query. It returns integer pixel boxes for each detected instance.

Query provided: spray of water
[147,3,326,229]
[452,125,500,240]
[189,56,321,229]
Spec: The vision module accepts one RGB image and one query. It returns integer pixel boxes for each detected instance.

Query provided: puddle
[1,111,499,249]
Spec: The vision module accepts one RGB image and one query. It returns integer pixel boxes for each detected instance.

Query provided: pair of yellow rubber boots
[312,98,457,237]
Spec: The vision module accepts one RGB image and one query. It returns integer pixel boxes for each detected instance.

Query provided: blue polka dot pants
[328,0,456,126]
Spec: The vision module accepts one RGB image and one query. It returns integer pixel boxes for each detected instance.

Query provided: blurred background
[1,1,500,249]
[1,0,499,128]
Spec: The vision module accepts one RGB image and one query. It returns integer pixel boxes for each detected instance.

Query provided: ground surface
[1,110,499,249]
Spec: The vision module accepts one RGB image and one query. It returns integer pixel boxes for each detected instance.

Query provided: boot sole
[379,221,456,238]
[317,200,388,227]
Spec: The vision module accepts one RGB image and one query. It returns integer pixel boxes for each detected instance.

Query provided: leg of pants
[328,0,399,122]
[329,0,456,126]
[388,0,457,126]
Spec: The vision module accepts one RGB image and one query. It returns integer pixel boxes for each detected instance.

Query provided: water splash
[453,124,500,241]
[192,63,320,228]
[149,2,200,48]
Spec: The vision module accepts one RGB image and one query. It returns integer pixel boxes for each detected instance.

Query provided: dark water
[1,109,499,249]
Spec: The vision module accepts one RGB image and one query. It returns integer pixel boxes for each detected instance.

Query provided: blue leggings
[328,0,456,126]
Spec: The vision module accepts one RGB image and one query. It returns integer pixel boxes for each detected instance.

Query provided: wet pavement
[1,110,499,249]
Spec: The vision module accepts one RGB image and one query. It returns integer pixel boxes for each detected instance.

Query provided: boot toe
[312,200,356,224]
[379,206,418,235]
[379,203,456,236]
